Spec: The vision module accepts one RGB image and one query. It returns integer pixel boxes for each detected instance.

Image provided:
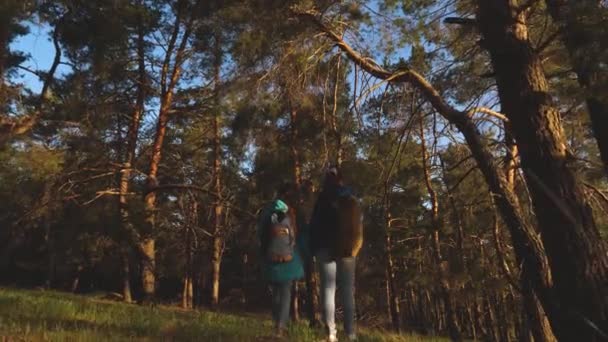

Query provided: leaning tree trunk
[498,128,556,342]
[476,1,608,339]
[544,0,608,176]
[419,118,462,341]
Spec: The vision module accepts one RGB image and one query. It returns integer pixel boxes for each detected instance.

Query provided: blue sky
[10,22,71,93]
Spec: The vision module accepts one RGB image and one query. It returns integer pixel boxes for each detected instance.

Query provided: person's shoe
[273,326,286,339]
[327,334,338,342]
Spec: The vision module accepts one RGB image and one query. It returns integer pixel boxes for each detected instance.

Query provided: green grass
[0,288,447,341]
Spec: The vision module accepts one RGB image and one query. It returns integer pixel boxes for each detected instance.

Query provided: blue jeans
[271,281,292,329]
[317,249,356,337]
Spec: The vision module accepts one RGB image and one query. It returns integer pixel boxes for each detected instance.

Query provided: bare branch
[583,182,608,208]
[294,7,464,122]
[467,107,509,122]
[0,17,63,143]
[146,184,257,218]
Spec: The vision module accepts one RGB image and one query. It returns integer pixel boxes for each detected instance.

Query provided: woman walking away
[310,166,363,342]
[257,182,305,338]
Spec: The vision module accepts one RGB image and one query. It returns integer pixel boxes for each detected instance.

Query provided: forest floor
[0,288,450,341]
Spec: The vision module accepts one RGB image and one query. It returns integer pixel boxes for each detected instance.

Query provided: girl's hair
[277,181,297,204]
[323,165,343,188]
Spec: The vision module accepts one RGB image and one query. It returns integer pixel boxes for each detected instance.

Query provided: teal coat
[257,200,308,283]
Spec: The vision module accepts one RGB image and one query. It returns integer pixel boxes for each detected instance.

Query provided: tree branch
[0,17,63,143]
[295,8,463,122]
[444,17,477,25]
[467,107,509,122]
[146,184,257,218]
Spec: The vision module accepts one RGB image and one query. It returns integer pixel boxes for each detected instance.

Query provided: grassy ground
[0,288,448,341]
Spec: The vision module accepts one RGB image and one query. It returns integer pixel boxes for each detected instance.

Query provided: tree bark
[544,0,608,176]
[210,33,223,309]
[288,104,302,321]
[117,9,146,303]
[476,1,608,339]
[495,143,556,342]
[521,281,556,342]
[289,106,303,188]
[0,19,8,82]
[182,199,196,310]
[42,181,56,289]
[504,126,518,194]
[384,209,402,332]
[121,248,132,303]
[331,55,343,167]
[301,184,320,326]
[141,0,194,301]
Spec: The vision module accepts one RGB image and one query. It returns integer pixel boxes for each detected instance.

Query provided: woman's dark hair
[323,165,343,188]
[277,181,296,201]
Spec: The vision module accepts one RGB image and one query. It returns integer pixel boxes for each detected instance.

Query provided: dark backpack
[264,210,295,263]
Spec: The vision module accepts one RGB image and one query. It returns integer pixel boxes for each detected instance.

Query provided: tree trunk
[142,101,170,300]
[71,265,83,293]
[118,12,146,303]
[384,209,402,333]
[476,1,608,339]
[182,199,196,310]
[304,256,319,326]
[141,0,193,301]
[210,34,223,308]
[522,282,556,342]
[331,55,343,167]
[288,105,302,321]
[291,282,300,321]
[497,142,556,342]
[544,0,608,176]
[121,248,132,303]
[41,181,56,289]
[0,19,8,108]
[241,252,249,306]
[504,127,518,193]
[420,117,462,341]
[297,118,320,327]
[465,302,477,340]
[182,275,193,309]
[493,207,556,342]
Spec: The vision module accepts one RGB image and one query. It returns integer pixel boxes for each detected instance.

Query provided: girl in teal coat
[256,183,308,337]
